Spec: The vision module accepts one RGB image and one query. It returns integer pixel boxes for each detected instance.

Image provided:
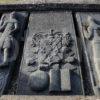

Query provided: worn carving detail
[0,12,19,67]
[29,70,49,91]
[0,72,6,91]
[24,29,76,92]
[17,12,83,95]
[83,16,100,88]
[0,12,28,95]
[25,30,74,69]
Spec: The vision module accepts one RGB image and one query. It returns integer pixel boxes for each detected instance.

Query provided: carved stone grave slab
[76,13,100,95]
[17,12,84,95]
[0,12,28,95]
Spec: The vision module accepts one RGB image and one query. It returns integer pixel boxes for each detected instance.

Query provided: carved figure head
[10,12,16,19]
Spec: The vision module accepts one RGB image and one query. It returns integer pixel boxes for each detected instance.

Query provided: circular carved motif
[29,70,49,91]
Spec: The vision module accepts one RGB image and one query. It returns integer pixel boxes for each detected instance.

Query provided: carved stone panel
[76,13,100,95]
[0,12,28,95]
[17,12,83,95]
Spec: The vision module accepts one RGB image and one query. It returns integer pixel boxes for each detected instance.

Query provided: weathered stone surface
[76,12,100,95]
[0,12,28,95]
[0,12,19,66]
[1,0,100,4]
[29,70,49,91]
[49,68,60,92]
[60,68,71,91]
[1,95,100,100]
[17,12,83,95]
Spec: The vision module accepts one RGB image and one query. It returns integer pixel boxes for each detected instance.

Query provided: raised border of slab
[0,3,99,99]
[1,0,100,4]
[0,95,100,100]
[0,4,100,12]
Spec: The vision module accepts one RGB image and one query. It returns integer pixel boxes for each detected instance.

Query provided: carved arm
[11,22,19,34]
[0,15,6,32]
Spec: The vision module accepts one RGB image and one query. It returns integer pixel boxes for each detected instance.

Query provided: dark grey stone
[0,12,28,95]
[49,68,61,92]
[29,69,49,91]
[17,12,83,95]
[76,13,100,95]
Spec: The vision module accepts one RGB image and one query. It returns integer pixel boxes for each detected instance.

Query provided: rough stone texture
[29,70,49,91]
[60,68,71,91]
[17,11,83,95]
[0,96,100,100]
[49,69,61,92]
[0,12,19,66]
[1,0,100,4]
[76,12,100,96]
[22,0,100,4]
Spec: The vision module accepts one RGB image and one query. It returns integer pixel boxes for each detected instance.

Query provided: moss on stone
[0,0,20,4]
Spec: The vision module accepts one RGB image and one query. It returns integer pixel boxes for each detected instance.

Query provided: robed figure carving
[83,16,100,88]
[0,12,19,67]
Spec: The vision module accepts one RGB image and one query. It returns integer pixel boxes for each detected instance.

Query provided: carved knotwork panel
[25,30,74,70]
[17,12,83,95]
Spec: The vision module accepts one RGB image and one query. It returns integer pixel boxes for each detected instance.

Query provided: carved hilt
[83,16,94,40]
[83,16,100,40]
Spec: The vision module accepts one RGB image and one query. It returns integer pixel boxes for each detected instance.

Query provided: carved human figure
[83,16,100,87]
[0,12,18,65]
